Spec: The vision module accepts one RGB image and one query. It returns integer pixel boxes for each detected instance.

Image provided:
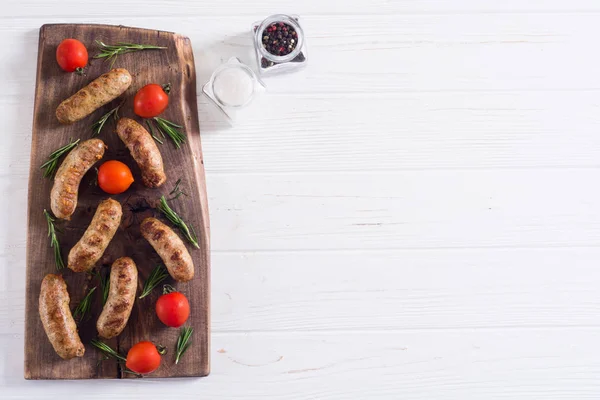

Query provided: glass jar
[202,57,266,124]
[252,14,308,75]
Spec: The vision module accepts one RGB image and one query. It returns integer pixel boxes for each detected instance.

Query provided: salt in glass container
[202,57,265,124]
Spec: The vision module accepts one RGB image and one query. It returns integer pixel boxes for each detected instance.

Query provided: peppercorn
[261,22,298,57]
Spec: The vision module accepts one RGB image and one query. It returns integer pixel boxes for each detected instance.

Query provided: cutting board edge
[24,24,50,380]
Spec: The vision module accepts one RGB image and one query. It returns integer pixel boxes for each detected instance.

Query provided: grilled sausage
[116,118,166,188]
[96,257,138,339]
[50,138,106,220]
[68,198,122,273]
[56,68,132,124]
[39,274,85,360]
[140,217,194,282]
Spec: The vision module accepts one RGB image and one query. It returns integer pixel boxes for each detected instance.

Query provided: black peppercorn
[262,22,298,57]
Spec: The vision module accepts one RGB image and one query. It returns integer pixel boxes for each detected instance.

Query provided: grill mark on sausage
[116,118,166,188]
[96,257,137,339]
[56,68,132,124]
[67,199,122,272]
[140,217,194,282]
[39,274,85,359]
[50,139,106,220]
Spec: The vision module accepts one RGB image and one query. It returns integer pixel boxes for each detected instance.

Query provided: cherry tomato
[134,84,169,118]
[126,341,162,374]
[56,39,88,72]
[156,289,190,328]
[98,160,134,194]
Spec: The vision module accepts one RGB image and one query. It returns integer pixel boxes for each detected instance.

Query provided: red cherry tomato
[155,289,190,328]
[134,84,169,118]
[56,39,88,72]
[97,160,134,194]
[126,341,162,375]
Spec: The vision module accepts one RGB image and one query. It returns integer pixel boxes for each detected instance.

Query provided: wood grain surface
[24,24,210,380]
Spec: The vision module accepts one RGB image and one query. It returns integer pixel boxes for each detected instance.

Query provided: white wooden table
[2,1,600,398]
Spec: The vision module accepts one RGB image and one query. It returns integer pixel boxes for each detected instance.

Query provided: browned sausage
[68,198,122,273]
[56,68,132,124]
[96,257,138,339]
[140,217,194,282]
[39,274,85,359]
[116,118,166,188]
[50,138,106,220]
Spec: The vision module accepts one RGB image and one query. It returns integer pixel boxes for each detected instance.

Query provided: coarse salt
[212,66,255,107]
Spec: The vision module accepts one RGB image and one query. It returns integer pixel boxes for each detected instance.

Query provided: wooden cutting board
[24,24,210,380]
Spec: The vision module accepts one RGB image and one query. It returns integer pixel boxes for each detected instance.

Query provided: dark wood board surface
[24,24,210,380]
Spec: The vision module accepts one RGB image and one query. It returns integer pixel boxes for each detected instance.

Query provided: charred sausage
[140,217,194,282]
[96,257,138,339]
[116,118,166,188]
[68,198,122,273]
[39,274,85,359]
[50,138,106,220]
[56,68,132,124]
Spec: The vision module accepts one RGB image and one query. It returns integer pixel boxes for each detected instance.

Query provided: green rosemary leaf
[94,40,167,68]
[90,339,127,362]
[40,139,80,178]
[43,209,65,270]
[156,196,199,248]
[153,117,186,149]
[146,120,164,144]
[139,265,169,299]
[73,287,96,322]
[91,103,122,136]
[168,178,188,200]
[175,327,193,364]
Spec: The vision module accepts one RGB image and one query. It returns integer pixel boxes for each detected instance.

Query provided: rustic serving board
[24,24,210,379]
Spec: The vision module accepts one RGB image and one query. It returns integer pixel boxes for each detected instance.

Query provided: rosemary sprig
[93,269,110,305]
[152,117,186,148]
[99,270,110,305]
[146,120,163,144]
[169,178,188,200]
[73,286,96,323]
[40,138,80,178]
[139,264,169,299]
[157,196,199,248]
[90,339,127,363]
[92,102,122,136]
[94,40,167,68]
[175,327,193,364]
[43,210,65,270]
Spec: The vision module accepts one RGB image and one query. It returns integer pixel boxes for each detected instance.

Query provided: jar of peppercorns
[252,14,307,75]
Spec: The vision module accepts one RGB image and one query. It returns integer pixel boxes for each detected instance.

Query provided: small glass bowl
[252,14,308,75]
[202,57,265,124]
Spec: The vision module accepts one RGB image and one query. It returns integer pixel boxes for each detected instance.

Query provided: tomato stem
[75,67,86,76]
[162,83,171,95]
[156,344,167,355]
[163,284,177,294]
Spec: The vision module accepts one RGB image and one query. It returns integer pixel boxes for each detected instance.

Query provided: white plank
[210,249,600,332]
[5,0,600,17]
[205,169,600,250]
[2,14,600,97]
[1,330,599,398]
[2,249,600,335]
